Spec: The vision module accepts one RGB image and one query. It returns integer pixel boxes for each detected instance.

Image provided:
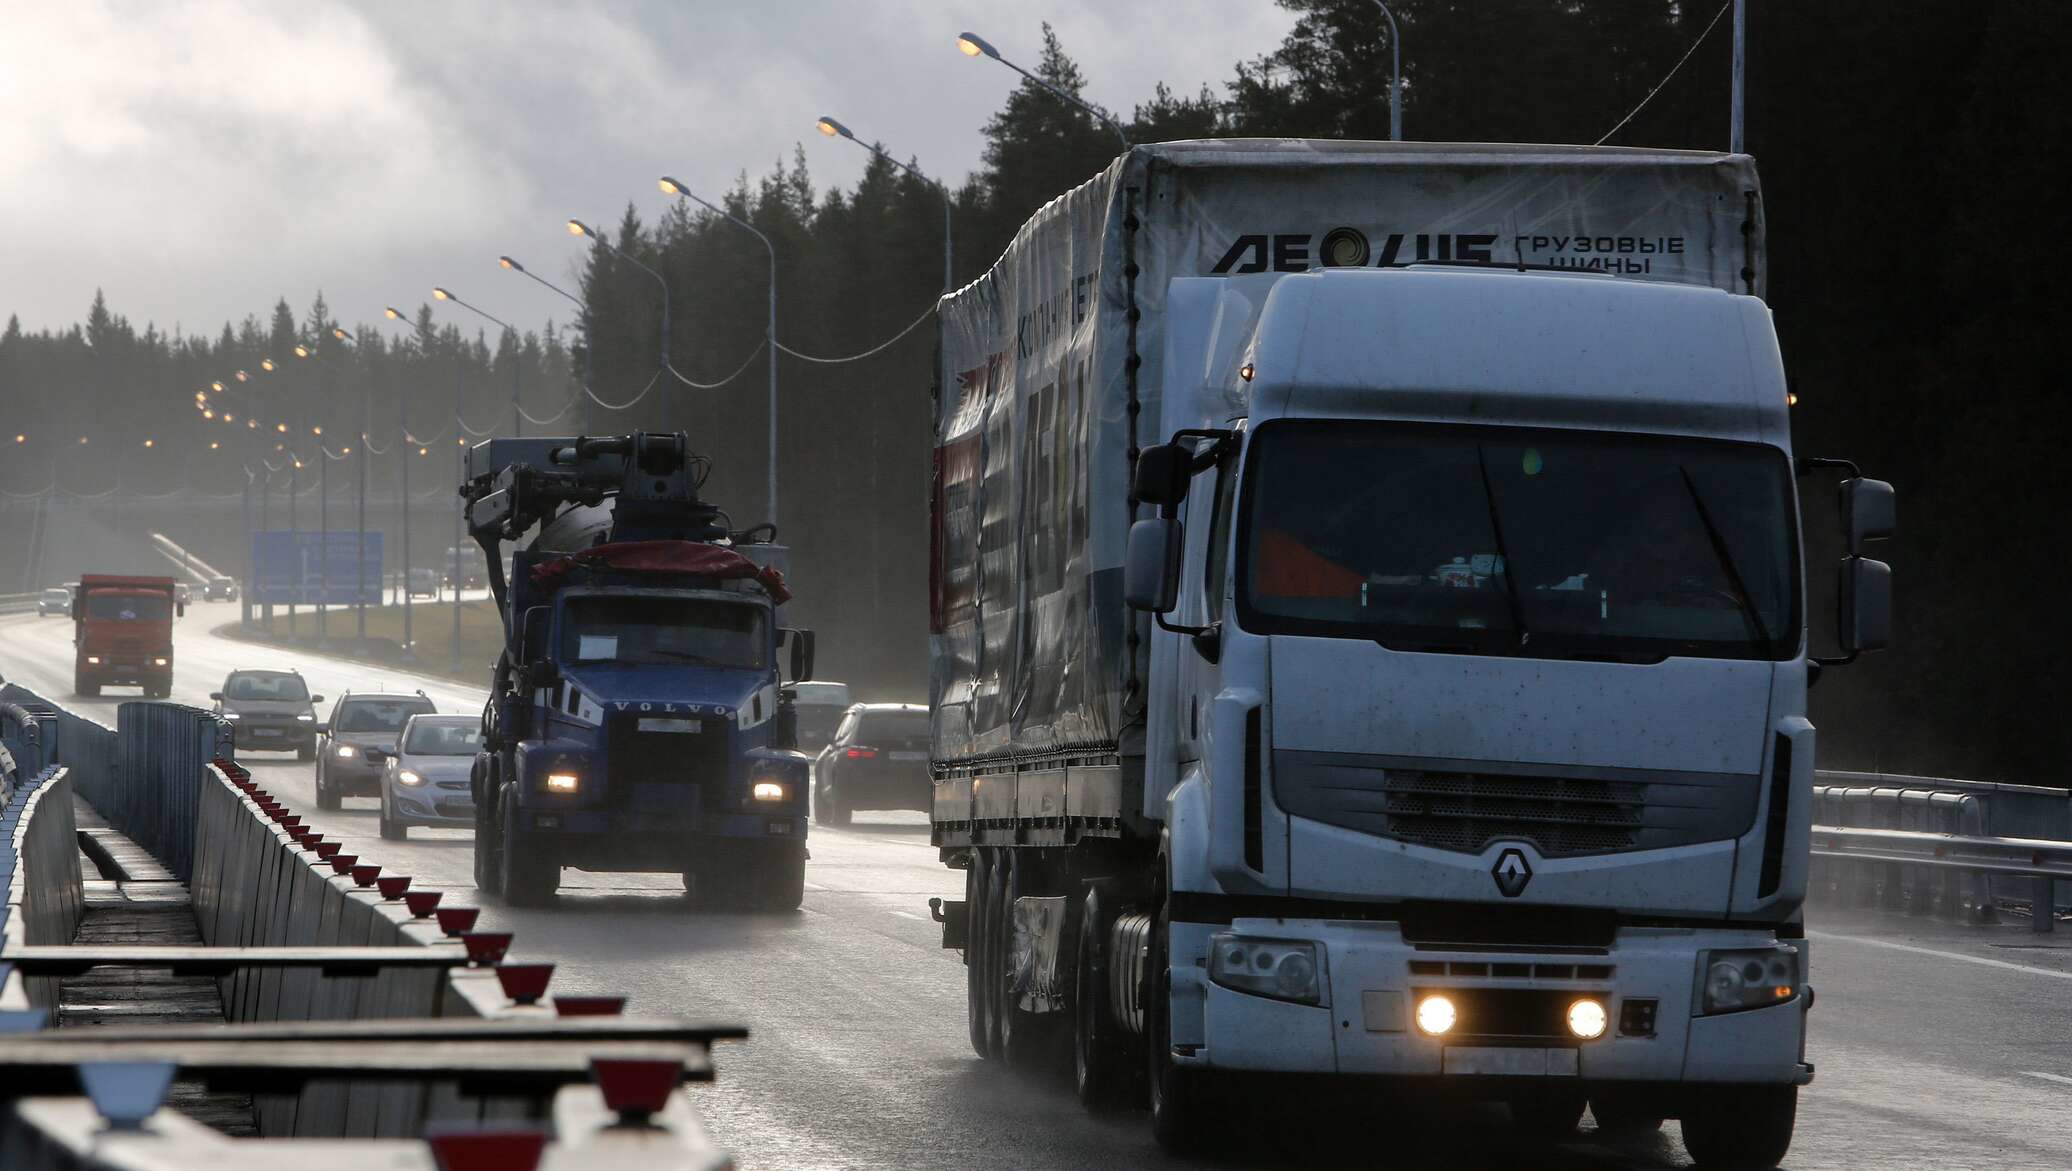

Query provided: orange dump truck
[72,574,182,698]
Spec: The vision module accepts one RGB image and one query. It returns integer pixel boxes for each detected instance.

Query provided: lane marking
[1809,930,2072,981]
[889,910,924,920]
[2023,1072,2072,1087]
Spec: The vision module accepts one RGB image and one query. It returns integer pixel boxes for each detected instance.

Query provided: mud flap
[1012,894,1070,1014]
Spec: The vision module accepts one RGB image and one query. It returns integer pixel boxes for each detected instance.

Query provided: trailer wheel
[965,850,992,1059]
[1680,1085,1795,1170]
[1073,886,1130,1110]
[498,792,559,907]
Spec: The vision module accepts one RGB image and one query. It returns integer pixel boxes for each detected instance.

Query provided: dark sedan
[812,702,931,826]
[315,691,437,811]
[211,670,323,760]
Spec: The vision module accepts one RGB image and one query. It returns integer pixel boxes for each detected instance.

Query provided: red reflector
[376,875,411,899]
[846,747,876,759]
[552,995,627,1017]
[314,841,341,859]
[460,931,513,966]
[328,854,358,875]
[590,1057,682,1122]
[495,962,555,1005]
[424,1124,551,1171]
[350,864,381,888]
[405,890,444,919]
[435,907,480,936]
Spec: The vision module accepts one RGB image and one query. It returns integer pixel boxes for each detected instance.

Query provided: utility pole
[1730,0,1747,154]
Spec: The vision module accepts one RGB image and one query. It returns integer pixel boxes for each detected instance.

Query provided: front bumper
[326,755,389,795]
[1176,918,1808,1086]
[509,808,807,872]
[233,721,314,750]
[388,780,474,827]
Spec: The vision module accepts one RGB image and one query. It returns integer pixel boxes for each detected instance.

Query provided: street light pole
[957,32,1130,149]
[384,307,417,661]
[294,344,333,647]
[328,326,371,644]
[569,219,672,427]
[433,287,522,439]
[1730,0,1746,154]
[1373,2,1403,141]
[657,178,779,527]
[816,117,955,291]
[499,255,592,432]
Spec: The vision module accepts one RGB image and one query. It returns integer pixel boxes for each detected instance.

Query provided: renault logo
[1492,848,1533,898]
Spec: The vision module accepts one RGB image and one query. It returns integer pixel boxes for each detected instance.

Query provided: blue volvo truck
[460,432,815,909]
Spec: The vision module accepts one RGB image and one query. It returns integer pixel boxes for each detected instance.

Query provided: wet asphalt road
[7,602,2072,1169]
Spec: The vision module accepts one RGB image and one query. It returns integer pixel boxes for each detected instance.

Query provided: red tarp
[530,540,791,603]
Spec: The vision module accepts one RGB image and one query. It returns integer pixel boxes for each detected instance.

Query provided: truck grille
[1381,770,1643,857]
[1273,751,1759,859]
[604,712,730,813]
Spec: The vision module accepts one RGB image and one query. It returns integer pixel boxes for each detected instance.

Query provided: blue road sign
[250,531,383,605]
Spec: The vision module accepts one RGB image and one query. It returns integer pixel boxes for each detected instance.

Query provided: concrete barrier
[2,765,83,1015]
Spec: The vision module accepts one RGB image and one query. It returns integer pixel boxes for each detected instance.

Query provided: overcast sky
[0,1,1296,340]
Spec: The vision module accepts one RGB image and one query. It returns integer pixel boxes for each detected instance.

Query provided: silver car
[378,714,482,840]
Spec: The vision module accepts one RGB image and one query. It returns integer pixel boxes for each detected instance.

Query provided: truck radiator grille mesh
[1380,770,1644,857]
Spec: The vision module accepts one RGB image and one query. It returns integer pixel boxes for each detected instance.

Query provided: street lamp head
[235,370,249,382]
[498,255,522,271]
[567,219,593,238]
[276,423,288,433]
[432,287,452,301]
[957,32,997,59]
[332,327,349,341]
[142,438,155,448]
[312,426,323,436]
[385,306,405,320]
[294,344,310,358]
[247,419,258,429]
[815,116,853,140]
[77,436,89,445]
[211,380,225,392]
[210,441,220,450]
[203,409,215,419]
[418,446,428,456]
[260,358,276,371]
[657,177,684,197]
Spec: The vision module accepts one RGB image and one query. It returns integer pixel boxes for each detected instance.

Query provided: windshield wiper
[1677,466,1772,647]
[1474,443,1529,653]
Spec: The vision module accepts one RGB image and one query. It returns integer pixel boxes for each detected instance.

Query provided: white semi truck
[927,141,1892,1167]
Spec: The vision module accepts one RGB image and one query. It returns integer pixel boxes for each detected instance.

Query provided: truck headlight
[1415,994,1457,1036]
[545,772,579,794]
[152,657,169,666]
[221,711,241,720]
[335,745,356,758]
[86,655,101,665]
[751,780,788,802]
[1699,946,1801,1014]
[396,769,425,787]
[1208,934,1324,1006]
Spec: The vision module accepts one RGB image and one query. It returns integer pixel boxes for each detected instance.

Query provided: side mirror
[1133,443,1190,509]
[1842,477,1896,552]
[520,605,551,664]
[1839,556,1892,655]
[208,691,224,702]
[782,628,816,683]
[314,724,330,735]
[1124,517,1184,614]
[310,694,325,705]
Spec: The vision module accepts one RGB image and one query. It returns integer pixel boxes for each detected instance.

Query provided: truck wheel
[473,765,505,897]
[754,845,807,912]
[982,849,1011,1060]
[315,763,341,811]
[1073,886,1130,1110]
[498,794,558,907]
[1680,1086,1795,1169]
[1509,1090,1586,1137]
[1147,900,1217,1154]
[965,850,992,1059]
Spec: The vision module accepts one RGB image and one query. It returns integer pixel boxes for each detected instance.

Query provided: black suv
[211,670,323,760]
[315,691,437,810]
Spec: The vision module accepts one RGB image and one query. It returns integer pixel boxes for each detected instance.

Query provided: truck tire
[75,677,98,698]
[1073,886,1131,1110]
[498,794,559,907]
[1147,899,1217,1154]
[965,850,992,1059]
[315,762,341,811]
[754,845,806,912]
[1680,1085,1795,1170]
[473,762,505,898]
[1509,1090,1586,1137]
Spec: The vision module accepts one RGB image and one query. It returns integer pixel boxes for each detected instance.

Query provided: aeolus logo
[1209,228,1500,273]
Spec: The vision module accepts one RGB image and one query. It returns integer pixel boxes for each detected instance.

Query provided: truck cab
[1120,266,1893,1152]
[462,433,817,910]
[71,574,182,698]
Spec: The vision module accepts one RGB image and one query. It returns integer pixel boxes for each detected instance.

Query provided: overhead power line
[1594,0,1734,147]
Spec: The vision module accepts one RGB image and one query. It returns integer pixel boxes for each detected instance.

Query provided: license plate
[1441,1047,1579,1077]
[252,729,280,738]
[638,717,702,733]
[766,820,793,835]
[890,750,927,761]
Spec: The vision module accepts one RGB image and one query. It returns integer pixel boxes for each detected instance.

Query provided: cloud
[0,1,1292,336]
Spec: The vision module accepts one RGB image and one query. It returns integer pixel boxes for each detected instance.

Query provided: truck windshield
[85,593,170,621]
[1236,421,1799,661]
[562,596,769,669]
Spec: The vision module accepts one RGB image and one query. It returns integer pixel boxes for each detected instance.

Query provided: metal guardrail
[1812,825,2069,933]
[0,593,41,616]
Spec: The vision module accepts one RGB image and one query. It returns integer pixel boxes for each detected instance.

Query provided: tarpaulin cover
[531,540,791,603]
[931,139,1764,766]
